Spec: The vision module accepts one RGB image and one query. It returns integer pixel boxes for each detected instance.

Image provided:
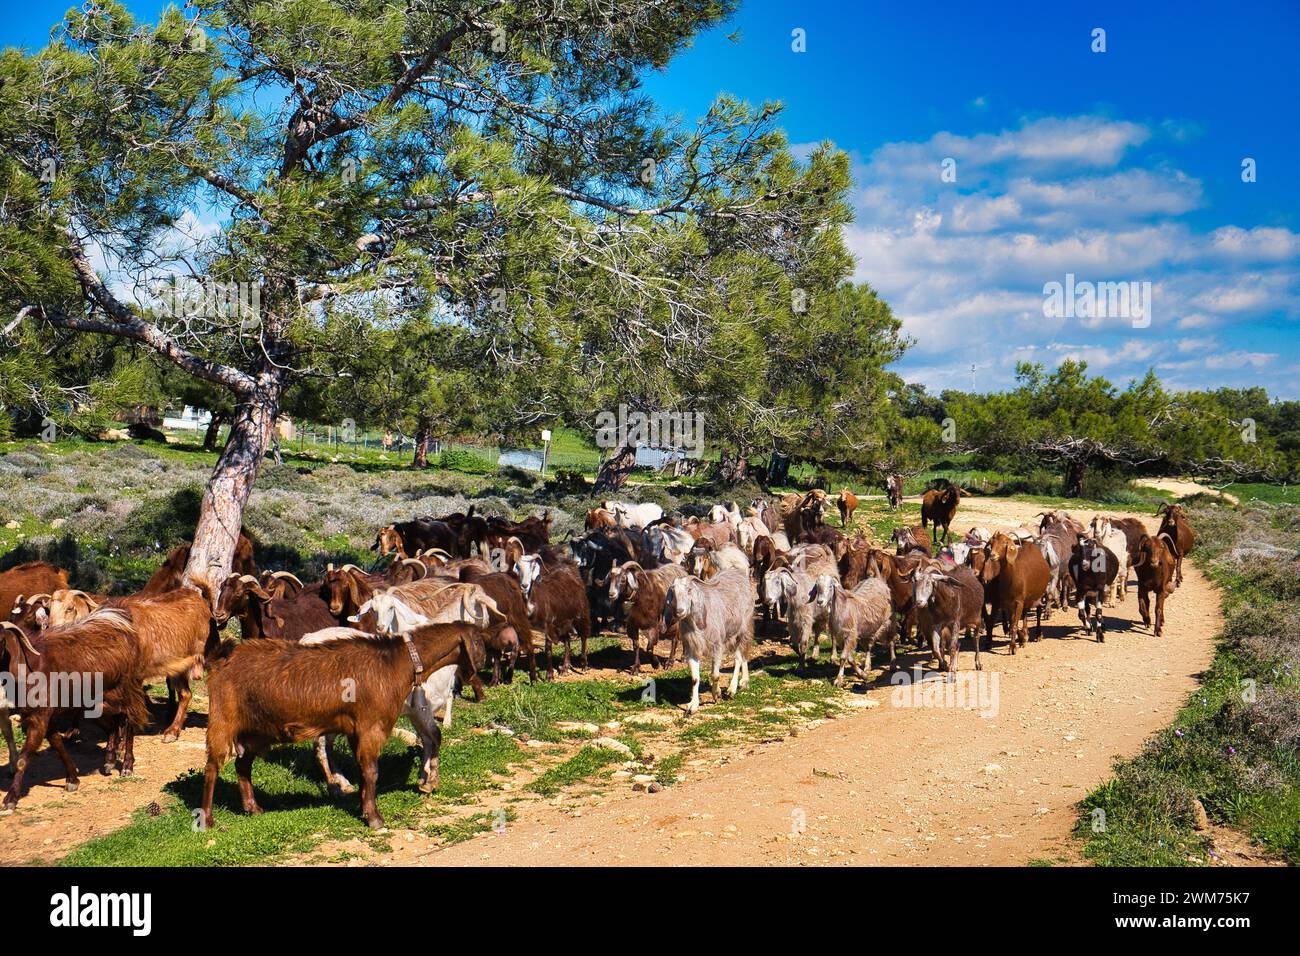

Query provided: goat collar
[401,632,425,683]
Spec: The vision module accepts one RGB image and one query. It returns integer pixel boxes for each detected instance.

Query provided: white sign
[540,429,552,442]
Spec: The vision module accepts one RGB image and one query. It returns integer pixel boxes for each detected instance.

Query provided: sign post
[540,429,552,477]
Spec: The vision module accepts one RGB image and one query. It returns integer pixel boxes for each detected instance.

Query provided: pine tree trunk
[202,412,225,451]
[594,444,637,492]
[414,422,432,468]
[718,448,748,485]
[1065,458,1086,498]
[182,376,281,594]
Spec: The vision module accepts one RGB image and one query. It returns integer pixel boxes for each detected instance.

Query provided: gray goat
[662,568,755,713]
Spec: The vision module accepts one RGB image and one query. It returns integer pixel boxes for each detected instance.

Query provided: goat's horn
[24,592,52,605]
[0,621,39,656]
[238,575,259,584]
[342,564,365,574]
[270,571,304,586]
[326,563,335,572]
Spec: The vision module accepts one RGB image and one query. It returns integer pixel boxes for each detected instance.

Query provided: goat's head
[372,526,405,558]
[810,573,838,610]
[214,574,273,627]
[910,565,951,607]
[607,561,642,603]
[514,554,543,595]
[322,564,371,617]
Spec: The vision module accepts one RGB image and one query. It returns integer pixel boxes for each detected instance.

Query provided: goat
[1132,532,1179,637]
[514,555,591,679]
[1068,536,1120,642]
[0,562,69,619]
[1155,504,1195,587]
[763,565,828,666]
[607,561,689,671]
[456,567,538,684]
[810,575,896,685]
[569,527,637,630]
[640,522,694,567]
[322,584,510,792]
[892,524,932,557]
[910,563,985,677]
[141,528,257,595]
[1088,517,1131,605]
[686,543,749,580]
[750,498,781,535]
[259,570,305,600]
[601,500,663,529]
[886,474,904,510]
[837,488,859,529]
[202,622,485,829]
[2,608,149,808]
[662,569,754,713]
[976,533,1050,655]
[920,484,965,544]
[373,518,459,559]
[709,501,743,532]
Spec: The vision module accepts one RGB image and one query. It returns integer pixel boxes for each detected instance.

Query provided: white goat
[811,575,896,686]
[663,569,754,713]
[1089,516,1131,605]
[603,500,664,529]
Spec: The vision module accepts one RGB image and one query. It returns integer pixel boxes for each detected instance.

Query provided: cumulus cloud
[843,115,1300,395]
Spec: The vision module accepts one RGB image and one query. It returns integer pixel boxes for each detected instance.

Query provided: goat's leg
[1155,591,1166,637]
[711,651,725,702]
[544,632,555,681]
[686,657,702,713]
[101,719,119,775]
[421,721,442,793]
[560,633,573,674]
[352,732,385,830]
[579,619,591,670]
[1,714,16,778]
[4,713,53,808]
[1138,587,1151,628]
[46,730,80,793]
[161,673,192,742]
[234,747,262,815]
[728,651,743,697]
[316,734,355,795]
[628,624,642,673]
[121,722,136,775]
[466,671,487,702]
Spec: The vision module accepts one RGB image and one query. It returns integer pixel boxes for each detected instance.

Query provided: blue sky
[8,1,1300,396]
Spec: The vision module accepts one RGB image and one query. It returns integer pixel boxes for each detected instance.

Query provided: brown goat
[892,524,933,556]
[1155,504,1195,587]
[920,485,965,544]
[978,533,1050,654]
[837,488,859,529]
[455,567,538,684]
[2,608,149,808]
[0,561,69,619]
[201,622,484,829]
[141,528,257,595]
[1132,532,1179,636]
[516,557,591,680]
[607,561,688,671]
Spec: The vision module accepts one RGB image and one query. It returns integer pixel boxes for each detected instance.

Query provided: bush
[437,447,495,474]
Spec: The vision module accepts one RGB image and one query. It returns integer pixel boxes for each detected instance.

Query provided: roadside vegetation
[1078,497,1300,865]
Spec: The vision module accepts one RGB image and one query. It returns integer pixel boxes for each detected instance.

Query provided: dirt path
[1134,478,1239,505]
[0,497,1226,866]
[423,498,1222,866]
[0,693,210,865]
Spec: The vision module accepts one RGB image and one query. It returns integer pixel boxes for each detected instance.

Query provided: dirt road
[427,498,1221,866]
[0,497,1221,866]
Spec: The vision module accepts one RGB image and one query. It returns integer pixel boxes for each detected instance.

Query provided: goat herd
[0,487,1195,831]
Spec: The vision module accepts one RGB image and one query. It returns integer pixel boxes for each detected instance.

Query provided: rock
[647,782,662,793]
[591,736,633,756]
[625,710,677,727]
[1193,799,1210,831]
[632,773,655,784]
[525,739,547,749]
[556,721,600,735]
[49,518,65,529]
[842,696,880,709]
[3,520,18,530]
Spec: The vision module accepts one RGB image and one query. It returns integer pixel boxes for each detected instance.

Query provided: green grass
[60,652,848,865]
[1076,499,1300,866]
[1224,482,1300,504]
